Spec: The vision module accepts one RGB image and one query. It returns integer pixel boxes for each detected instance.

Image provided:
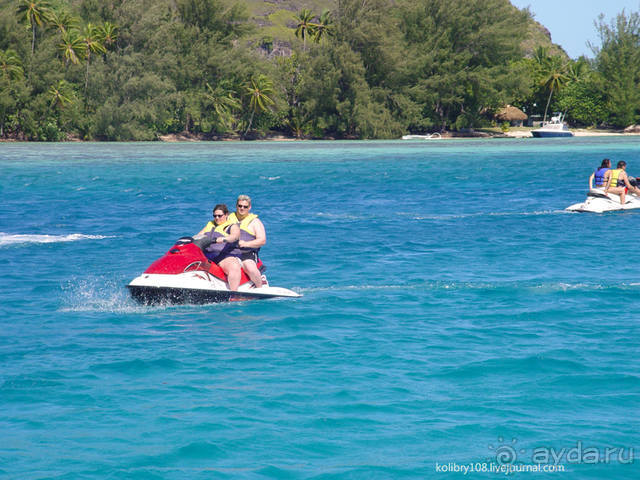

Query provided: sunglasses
[237,204,250,209]
[213,213,225,218]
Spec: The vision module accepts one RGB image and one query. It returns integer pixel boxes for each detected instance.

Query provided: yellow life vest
[214,217,236,236]
[609,169,623,187]
[201,220,215,234]
[227,212,258,236]
[201,217,236,235]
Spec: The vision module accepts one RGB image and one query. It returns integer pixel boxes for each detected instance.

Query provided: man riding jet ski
[127,236,301,304]
[567,160,640,213]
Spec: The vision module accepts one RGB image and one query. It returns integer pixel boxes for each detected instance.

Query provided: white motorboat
[531,113,573,138]
[127,237,301,304]
[566,188,640,213]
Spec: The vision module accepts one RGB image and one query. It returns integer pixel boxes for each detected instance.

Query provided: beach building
[496,105,528,127]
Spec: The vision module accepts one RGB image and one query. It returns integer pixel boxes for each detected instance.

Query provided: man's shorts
[240,250,259,263]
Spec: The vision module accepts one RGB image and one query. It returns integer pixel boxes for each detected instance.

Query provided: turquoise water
[1,139,638,479]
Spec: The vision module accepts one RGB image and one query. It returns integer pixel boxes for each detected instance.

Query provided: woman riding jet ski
[567,160,640,213]
[127,235,301,304]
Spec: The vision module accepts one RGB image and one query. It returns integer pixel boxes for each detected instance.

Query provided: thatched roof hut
[496,105,527,126]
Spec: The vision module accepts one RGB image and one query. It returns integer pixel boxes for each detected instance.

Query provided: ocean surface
[0,139,638,479]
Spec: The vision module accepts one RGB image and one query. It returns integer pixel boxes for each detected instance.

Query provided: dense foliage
[0,0,638,140]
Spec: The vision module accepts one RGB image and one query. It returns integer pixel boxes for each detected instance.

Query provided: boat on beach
[401,133,442,140]
[531,113,573,138]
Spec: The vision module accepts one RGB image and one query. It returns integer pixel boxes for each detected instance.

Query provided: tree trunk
[84,53,91,105]
[243,110,255,139]
[543,86,554,124]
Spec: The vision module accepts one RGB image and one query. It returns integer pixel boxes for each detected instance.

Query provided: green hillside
[519,12,568,58]
[243,0,564,58]
[242,0,336,53]
[0,0,634,141]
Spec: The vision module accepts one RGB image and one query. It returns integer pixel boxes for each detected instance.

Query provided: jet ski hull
[127,284,298,305]
[566,189,640,213]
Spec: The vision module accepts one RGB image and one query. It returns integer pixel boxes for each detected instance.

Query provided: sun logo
[488,437,525,465]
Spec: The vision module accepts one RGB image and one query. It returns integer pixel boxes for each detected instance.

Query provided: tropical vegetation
[0,0,639,141]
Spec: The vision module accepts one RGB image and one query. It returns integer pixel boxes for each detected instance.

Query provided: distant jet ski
[566,188,640,213]
[127,236,301,304]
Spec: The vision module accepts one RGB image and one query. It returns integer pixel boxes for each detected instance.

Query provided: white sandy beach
[503,129,639,138]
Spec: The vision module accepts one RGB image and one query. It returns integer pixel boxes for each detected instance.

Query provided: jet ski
[566,188,640,213]
[127,236,301,304]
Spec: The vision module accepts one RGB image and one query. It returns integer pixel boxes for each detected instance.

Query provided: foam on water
[412,210,567,220]
[59,276,148,313]
[0,232,113,247]
[300,280,640,295]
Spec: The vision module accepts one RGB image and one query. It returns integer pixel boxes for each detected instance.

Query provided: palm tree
[48,80,74,110]
[58,29,86,66]
[540,56,569,123]
[0,49,24,82]
[566,58,588,83]
[532,46,549,67]
[204,82,240,132]
[16,0,51,54]
[0,49,25,138]
[46,8,78,35]
[98,22,118,51]
[313,10,333,43]
[294,9,316,51]
[81,24,106,97]
[243,74,275,137]
[286,114,307,139]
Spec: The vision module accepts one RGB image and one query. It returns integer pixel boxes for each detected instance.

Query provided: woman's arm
[604,170,612,191]
[225,224,240,243]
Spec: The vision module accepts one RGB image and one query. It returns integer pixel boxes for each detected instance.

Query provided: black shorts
[240,250,259,262]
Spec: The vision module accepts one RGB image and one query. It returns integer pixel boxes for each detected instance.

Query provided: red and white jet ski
[127,237,301,304]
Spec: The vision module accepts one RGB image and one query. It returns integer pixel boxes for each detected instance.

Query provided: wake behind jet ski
[127,236,301,304]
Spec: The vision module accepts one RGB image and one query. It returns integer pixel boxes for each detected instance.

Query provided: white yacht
[531,113,573,138]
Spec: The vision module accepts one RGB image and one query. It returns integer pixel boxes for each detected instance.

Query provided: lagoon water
[1,139,639,479]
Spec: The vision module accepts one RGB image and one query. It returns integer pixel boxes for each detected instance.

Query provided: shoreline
[2,130,640,143]
[501,129,639,138]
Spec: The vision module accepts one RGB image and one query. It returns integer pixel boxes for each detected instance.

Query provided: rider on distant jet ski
[604,161,640,204]
[589,158,611,189]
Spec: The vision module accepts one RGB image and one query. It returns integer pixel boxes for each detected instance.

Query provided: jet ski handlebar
[176,236,194,245]
[177,235,214,250]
